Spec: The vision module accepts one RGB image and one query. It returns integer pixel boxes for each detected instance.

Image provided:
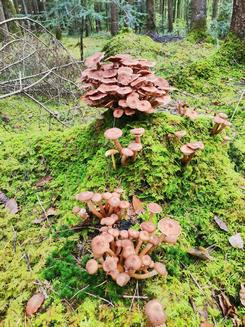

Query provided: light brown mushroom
[113,109,124,119]
[86,259,100,275]
[116,272,130,286]
[75,191,103,219]
[128,142,143,161]
[105,149,119,169]
[121,148,134,166]
[104,128,123,152]
[147,203,162,222]
[84,52,104,68]
[130,127,145,144]
[131,262,167,279]
[158,218,181,244]
[145,299,167,327]
[91,235,115,258]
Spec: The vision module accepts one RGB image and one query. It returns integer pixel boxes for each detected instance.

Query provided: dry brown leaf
[46,207,58,216]
[229,233,244,249]
[132,195,145,214]
[188,247,214,261]
[26,292,45,316]
[214,215,228,232]
[5,198,19,214]
[36,175,53,187]
[240,284,245,307]
[218,293,237,319]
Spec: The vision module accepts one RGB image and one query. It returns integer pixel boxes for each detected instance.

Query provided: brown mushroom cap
[116,272,130,286]
[126,93,140,109]
[101,216,118,226]
[154,262,168,276]
[139,230,150,241]
[117,72,132,86]
[102,256,118,272]
[145,299,167,326]
[108,228,120,238]
[120,230,129,239]
[91,193,102,203]
[118,66,133,75]
[141,221,156,233]
[113,109,124,118]
[187,142,204,150]
[125,254,142,271]
[102,69,118,79]
[121,148,134,157]
[137,100,152,112]
[128,142,143,152]
[128,229,140,239]
[84,52,104,68]
[104,128,123,140]
[119,200,130,209]
[118,99,128,108]
[130,127,145,136]
[174,130,187,139]
[180,144,195,156]
[76,191,94,202]
[86,259,99,275]
[147,202,162,214]
[117,86,133,95]
[91,235,110,257]
[108,196,121,207]
[102,192,112,200]
[158,218,181,239]
[125,108,136,116]
[98,84,119,93]
[141,255,152,266]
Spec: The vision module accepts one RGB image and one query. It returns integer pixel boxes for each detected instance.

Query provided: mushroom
[180,142,204,165]
[119,200,130,218]
[86,259,100,275]
[72,207,88,219]
[131,262,167,279]
[128,142,143,161]
[91,235,115,258]
[102,256,119,273]
[104,128,123,152]
[113,109,124,119]
[145,299,167,327]
[75,191,103,219]
[158,218,181,244]
[139,235,159,257]
[130,128,145,144]
[147,203,162,222]
[124,254,142,274]
[84,52,104,69]
[101,215,118,226]
[92,192,106,216]
[222,135,232,144]
[121,148,134,166]
[135,231,150,254]
[105,149,119,169]
[108,196,121,216]
[116,272,130,287]
[211,113,231,136]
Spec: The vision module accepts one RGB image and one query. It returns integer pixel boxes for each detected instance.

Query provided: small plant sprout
[180,141,204,165]
[104,128,145,167]
[211,113,232,136]
[145,299,167,327]
[105,149,119,169]
[85,206,181,286]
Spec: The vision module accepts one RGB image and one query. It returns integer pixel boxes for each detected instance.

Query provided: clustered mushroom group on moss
[80,52,171,118]
[104,127,145,167]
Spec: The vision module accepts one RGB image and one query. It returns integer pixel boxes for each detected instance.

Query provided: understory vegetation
[0,31,244,326]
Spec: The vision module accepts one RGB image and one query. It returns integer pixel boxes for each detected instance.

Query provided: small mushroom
[211,113,231,136]
[222,135,232,145]
[86,259,100,275]
[145,299,167,327]
[180,142,204,165]
[116,272,131,287]
[75,191,103,219]
[131,262,167,279]
[121,148,134,166]
[105,149,119,169]
[91,235,115,258]
[158,218,181,244]
[147,203,162,222]
[130,128,145,144]
[113,109,124,119]
[128,142,143,161]
[135,231,150,254]
[104,128,123,152]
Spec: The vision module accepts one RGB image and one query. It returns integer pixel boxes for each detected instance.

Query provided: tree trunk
[173,0,176,23]
[168,0,173,32]
[2,0,20,33]
[211,0,218,20]
[0,0,9,41]
[146,0,156,31]
[94,2,101,32]
[230,0,245,39]
[110,0,119,36]
[190,0,207,33]
[177,0,181,18]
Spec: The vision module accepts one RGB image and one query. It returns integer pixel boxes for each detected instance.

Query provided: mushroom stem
[132,151,138,162]
[87,201,103,219]
[98,201,106,216]
[135,135,141,144]
[121,155,128,166]
[114,140,123,152]
[106,249,117,257]
[130,270,158,279]
[139,243,153,257]
[210,123,220,135]
[135,240,143,254]
[111,154,117,169]
[181,152,195,165]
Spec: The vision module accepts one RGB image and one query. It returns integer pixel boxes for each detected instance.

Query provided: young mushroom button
[145,299,167,327]
[147,203,162,222]
[121,148,134,166]
[104,128,123,152]
[128,142,143,161]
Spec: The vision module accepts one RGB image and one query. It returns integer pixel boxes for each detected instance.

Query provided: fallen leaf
[132,195,145,214]
[26,292,45,316]
[240,284,245,307]
[5,198,19,214]
[36,175,52,187]
[229,233,244,249]
[46,207,58,216]
[217,293,237,318]
[188,247,214,261]
[200,322,213,327]
[214,215,228,232]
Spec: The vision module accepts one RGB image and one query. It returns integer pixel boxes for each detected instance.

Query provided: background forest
[0,0,244,326]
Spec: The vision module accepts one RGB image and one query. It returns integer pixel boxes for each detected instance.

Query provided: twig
[125,295,148,299]
[0,50,37,74]
[71,285,90,299]
[84,292,114,307]
[0,38,22,52]
[231,89,245,121]
[12,226,17,252]
[24,252,32,271]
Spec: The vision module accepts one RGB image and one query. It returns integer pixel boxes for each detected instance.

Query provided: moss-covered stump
[0,112,244,326]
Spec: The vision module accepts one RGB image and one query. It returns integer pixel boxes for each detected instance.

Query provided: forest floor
[0,31,244,327]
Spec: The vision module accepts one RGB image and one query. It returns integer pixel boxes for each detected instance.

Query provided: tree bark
[190,0,207,33]
[176,0,181,19]
[94,2,101,33]
[230,0,245,39]
[110,0,119,36]
[146,0,156,31]
[168,0,173,32]
[211,0,218,20]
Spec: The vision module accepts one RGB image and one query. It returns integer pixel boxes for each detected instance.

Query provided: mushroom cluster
[85,216,181,286]
[80,52,171,118]
[176,101,198,120]
[210,112,231,136]
[73,189,129,221]
[180,141,205,165]
[104,127,145,167]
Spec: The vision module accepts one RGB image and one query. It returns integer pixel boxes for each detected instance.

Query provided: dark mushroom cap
[145,299,167,326]
[104,128,123,140]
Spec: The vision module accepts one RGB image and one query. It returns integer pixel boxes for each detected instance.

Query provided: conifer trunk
[230,0,245,39]
[190,0,207,33]
[168,0,173,32]
[110,0,119,36]
[146,0,156,31]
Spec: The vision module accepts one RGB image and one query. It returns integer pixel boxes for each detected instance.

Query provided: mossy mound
[1,112,244,326]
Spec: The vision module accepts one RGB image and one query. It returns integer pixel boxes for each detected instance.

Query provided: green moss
[0,112,244,325]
